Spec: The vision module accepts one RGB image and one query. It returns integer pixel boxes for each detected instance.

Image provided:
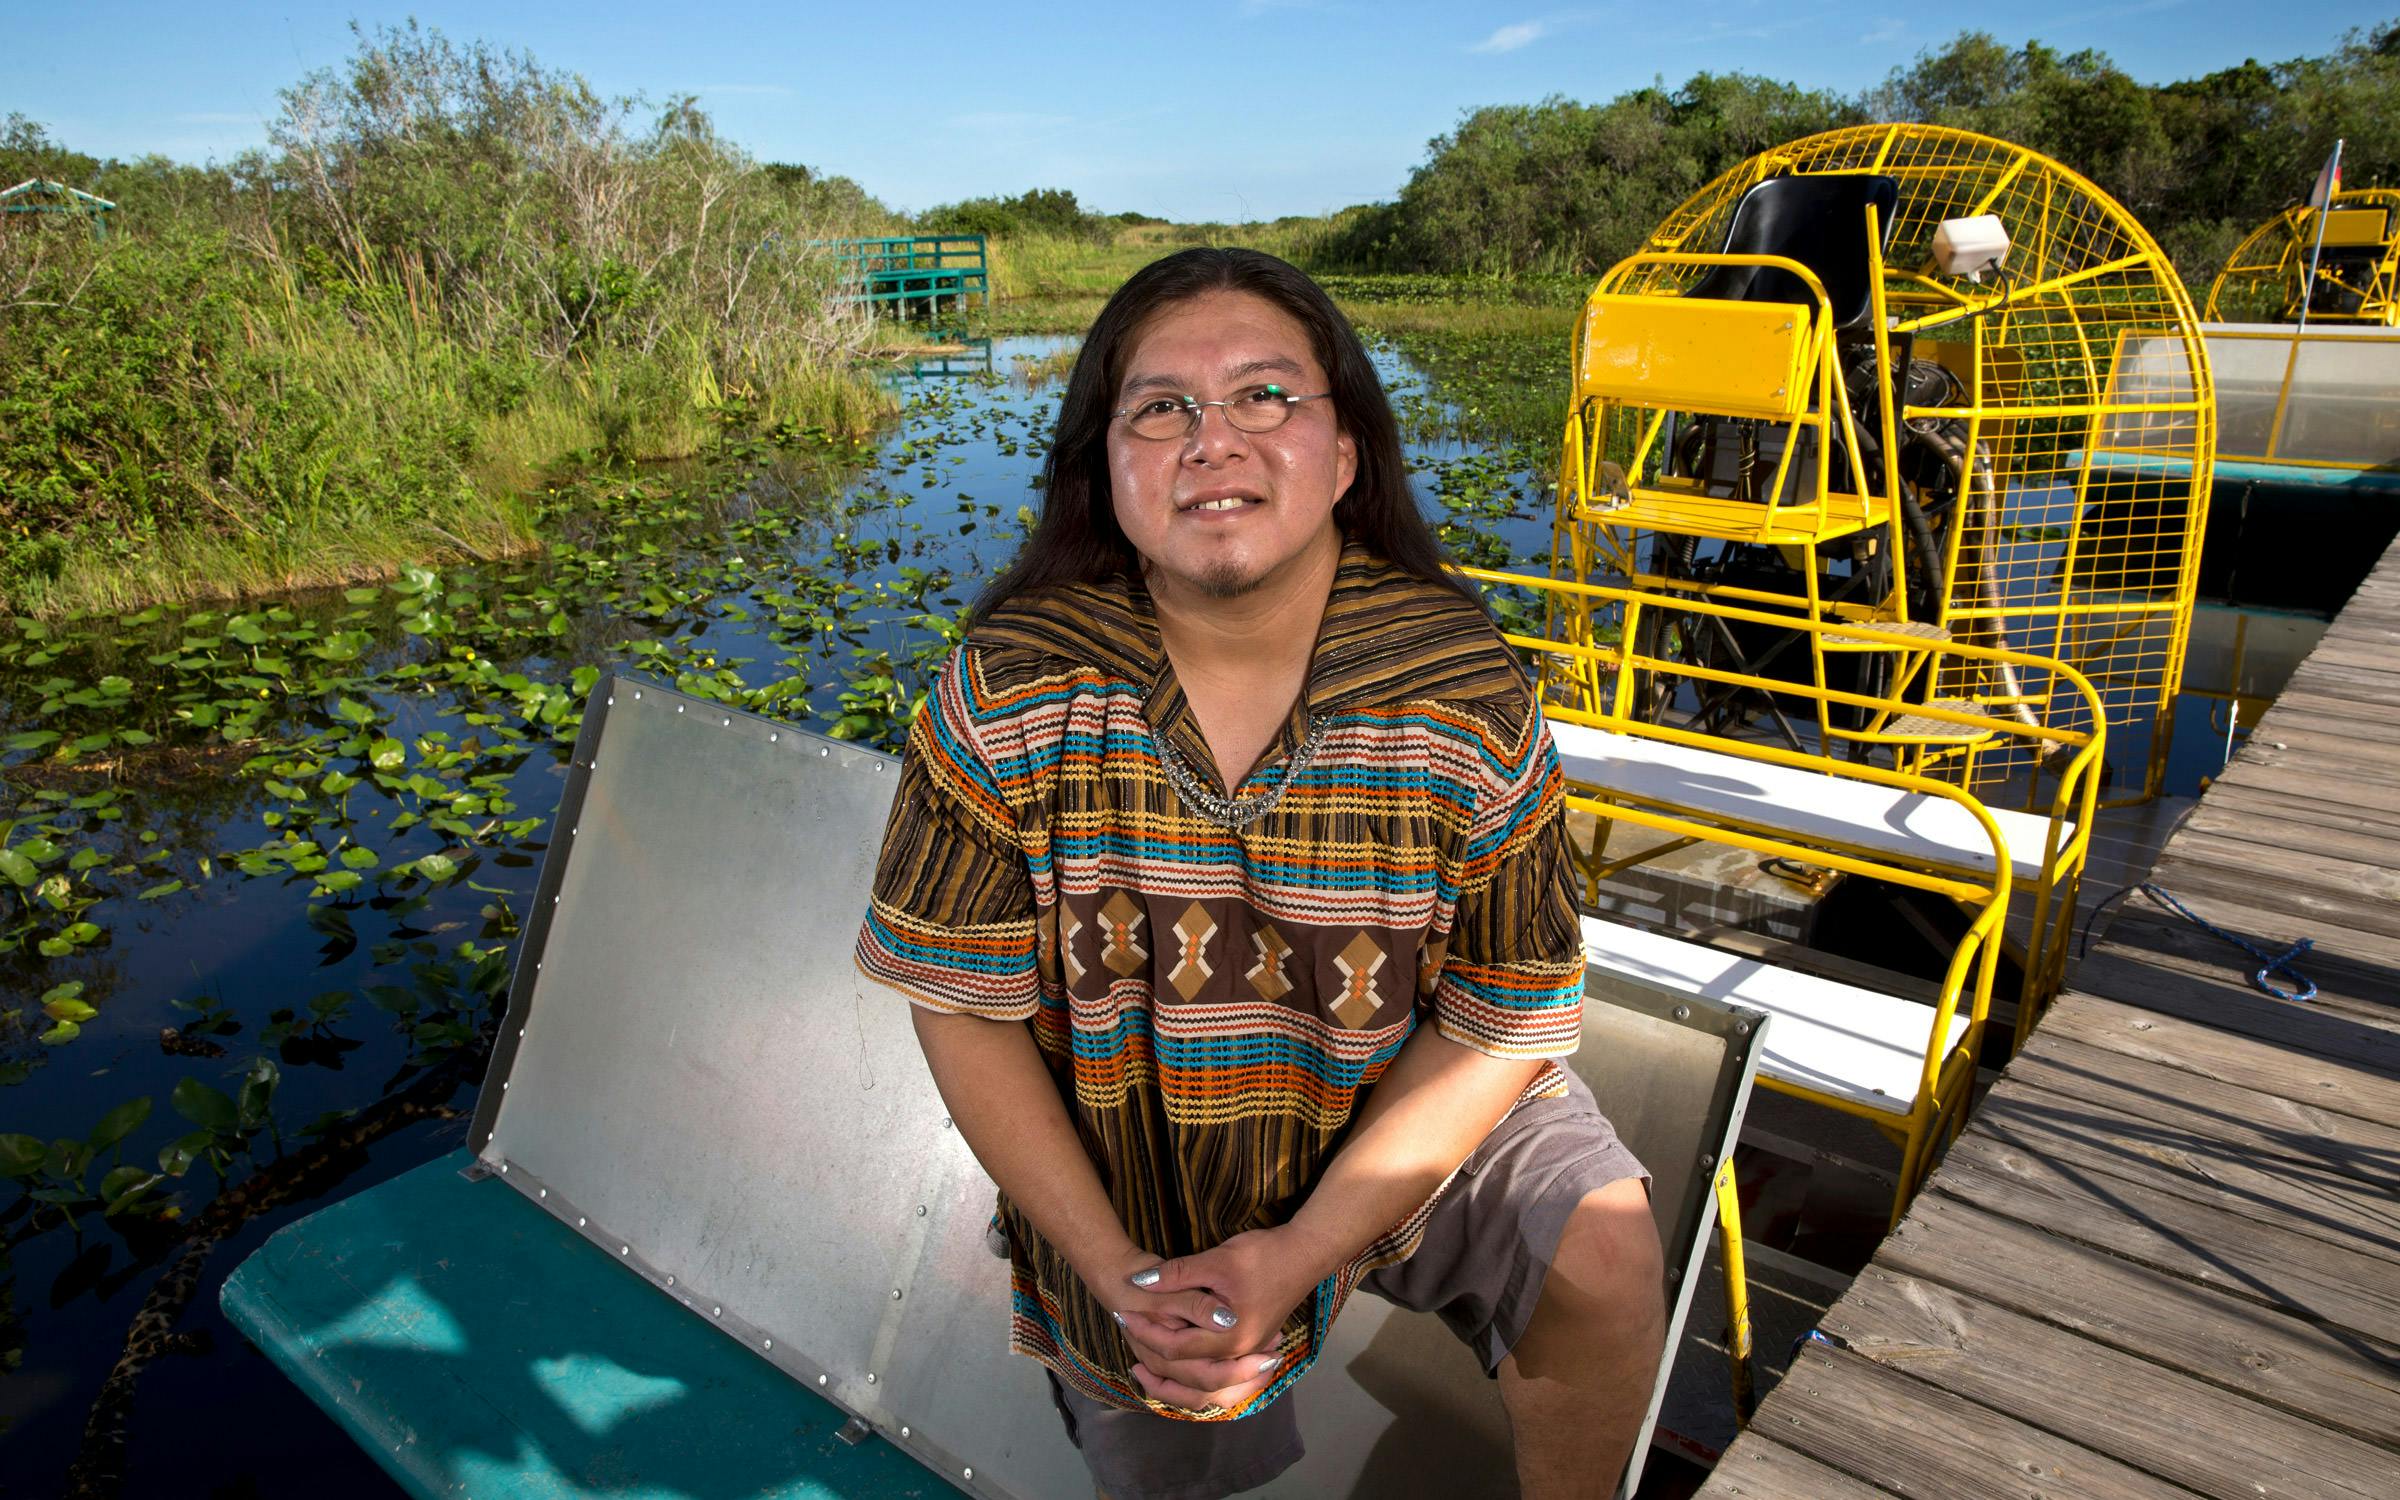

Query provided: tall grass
[0,25,899,616]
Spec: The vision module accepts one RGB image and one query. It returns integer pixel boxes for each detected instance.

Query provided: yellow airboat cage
[2206,189,2400,328]
[1549,123,2214,810]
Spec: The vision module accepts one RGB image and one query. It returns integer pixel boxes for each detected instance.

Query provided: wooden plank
[1822,1268,2398,1499]
[1972,1086,2400,1267]
[2010,1034,2400,1187]
[2202,780,2400,836]
[2091,910,2400,1029]
[2143,849,2400,944]
[2246,696,2400,738]
[1929,1135,2400,1346]
[2294,640,2400,675]
[1696,1438,1899,1499]
[1880,1194,2400,1449]
[2115,860,2400,965]
[2217,753,2400,804]
[2157,829,2400,902]
[2177,801,2400,867]
[1752,1343,2196,1500]
[2287,639,2400,673]
[2067,949,2400,1051]
[2034,988,2400,1122]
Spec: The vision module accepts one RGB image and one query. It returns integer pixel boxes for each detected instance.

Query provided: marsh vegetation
[3,16,2393,1494]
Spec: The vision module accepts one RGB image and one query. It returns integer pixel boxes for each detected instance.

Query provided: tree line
[1314,23,2400,287]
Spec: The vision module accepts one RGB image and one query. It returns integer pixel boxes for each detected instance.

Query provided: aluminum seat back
[470,673,1763,1499]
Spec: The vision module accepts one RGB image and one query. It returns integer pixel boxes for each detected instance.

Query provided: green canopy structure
[1,178,116,239]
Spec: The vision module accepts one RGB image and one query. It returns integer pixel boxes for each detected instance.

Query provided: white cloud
[1470,21,1545,54]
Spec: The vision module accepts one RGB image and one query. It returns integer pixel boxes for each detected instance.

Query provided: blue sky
[9,2,2378,220]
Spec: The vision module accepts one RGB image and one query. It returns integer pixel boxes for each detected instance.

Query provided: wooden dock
[1694,534,2400,1500]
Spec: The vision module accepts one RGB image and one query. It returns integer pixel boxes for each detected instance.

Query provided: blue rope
[2084,880,2318,1003]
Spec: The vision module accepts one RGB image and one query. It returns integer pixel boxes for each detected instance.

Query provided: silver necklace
[1150,712,1330,831]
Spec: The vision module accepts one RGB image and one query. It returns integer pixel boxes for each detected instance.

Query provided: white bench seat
[1583,915,1966,1116]
[1549,720,2068,882]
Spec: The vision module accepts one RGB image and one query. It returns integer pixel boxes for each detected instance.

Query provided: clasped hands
[1092,1226,1324,1413]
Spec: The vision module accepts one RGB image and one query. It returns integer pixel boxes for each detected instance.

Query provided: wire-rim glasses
[1111,383,1331,441]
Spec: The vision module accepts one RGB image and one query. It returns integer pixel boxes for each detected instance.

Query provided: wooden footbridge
[827,234,988,315]
[1695,531,2400,1500]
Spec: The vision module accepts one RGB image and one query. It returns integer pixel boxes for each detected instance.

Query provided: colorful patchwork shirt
[854,542,1584,1418]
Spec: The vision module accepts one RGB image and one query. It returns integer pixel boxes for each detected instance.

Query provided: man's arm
[911,1008,1235,1332]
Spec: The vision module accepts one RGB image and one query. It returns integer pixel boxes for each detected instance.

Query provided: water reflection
[0,333,1546,1494]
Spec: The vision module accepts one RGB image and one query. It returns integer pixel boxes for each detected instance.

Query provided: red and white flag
[2307,141,2345,209]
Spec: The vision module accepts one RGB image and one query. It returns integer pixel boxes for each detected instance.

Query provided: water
[0,335,1555,1495]
[0,329,2316,1491]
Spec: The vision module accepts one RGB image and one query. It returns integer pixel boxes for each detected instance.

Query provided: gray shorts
[1044,1069,1648,1500]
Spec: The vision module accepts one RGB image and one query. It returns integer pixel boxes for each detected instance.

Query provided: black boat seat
[1684,173,1900,332]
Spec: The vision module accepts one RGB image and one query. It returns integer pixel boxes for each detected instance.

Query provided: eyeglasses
[1110,383,1331,441]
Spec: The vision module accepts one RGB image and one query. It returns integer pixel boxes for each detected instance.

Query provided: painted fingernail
[1210,1306,1238,1329]
[1255,1354,1279,1374]
[1128,1267,1161,1287]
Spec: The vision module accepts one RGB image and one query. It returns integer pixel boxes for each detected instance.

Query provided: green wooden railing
[820,235,989,313]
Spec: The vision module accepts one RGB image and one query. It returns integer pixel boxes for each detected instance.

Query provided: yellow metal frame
[1466,565,2107,1053]
[1562,124,2212,807]
[1713,1160,1755,1425]
[2206,189,2400,328]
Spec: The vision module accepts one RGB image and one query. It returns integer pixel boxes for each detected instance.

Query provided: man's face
[1106,289,1357,602]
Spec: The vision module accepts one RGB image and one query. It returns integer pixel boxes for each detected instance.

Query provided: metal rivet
[866,1373,877,1384]
[764,1338,773,1350]
[874,761,883,772]
[1700,1152,1716,1168]
[551,896,559,905]
[666,1276,675,1287]
[501,1081,508,1089]
[1735,1021,1752,1036]
[901,1425,911,1438]
[818,1374,827,1385]
[963,1469,973,1481]
[722,717,732,727]
[770,733,779,743]
[577,1217,587,1227]
[633,690,642,699]
[892,1289,903,1300]
[820,746,829,757]
[676,705,684,714]
[1673,1005,1690,1020]
[619,1245,629,1256]
[915,1205,928,1216]
[538,1188,546,1198]
[606,696,616,707]
[940,1117,952,1129]
[713,1306,723,1317]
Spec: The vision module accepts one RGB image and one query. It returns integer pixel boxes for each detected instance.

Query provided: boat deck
[1693,533,2400,1499]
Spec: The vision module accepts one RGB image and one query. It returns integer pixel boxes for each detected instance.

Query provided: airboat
[217,125,2394,1499]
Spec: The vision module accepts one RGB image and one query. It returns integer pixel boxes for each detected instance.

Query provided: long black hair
[969,247,1481,625]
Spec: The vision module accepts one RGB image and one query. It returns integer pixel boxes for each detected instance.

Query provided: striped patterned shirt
[855,542,1584,1418]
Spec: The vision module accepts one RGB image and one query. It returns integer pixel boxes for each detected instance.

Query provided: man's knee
[1553,1178,1664,1320]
